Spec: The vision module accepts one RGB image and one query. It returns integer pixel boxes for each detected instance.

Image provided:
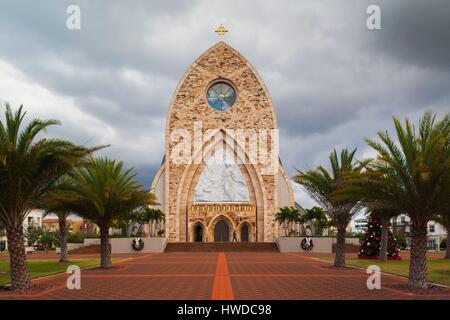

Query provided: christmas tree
[358,214,401,260]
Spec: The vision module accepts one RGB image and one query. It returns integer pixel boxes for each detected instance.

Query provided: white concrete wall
[84,238,101,245]
[276,237,359,253]
[56,243,84,253]
[111,237,167,253]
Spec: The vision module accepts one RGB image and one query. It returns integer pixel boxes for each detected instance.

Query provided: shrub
[67,233,84,243]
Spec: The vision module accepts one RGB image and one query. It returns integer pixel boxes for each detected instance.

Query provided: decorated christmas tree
[358,214,401,260]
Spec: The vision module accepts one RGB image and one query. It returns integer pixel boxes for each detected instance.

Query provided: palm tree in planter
[275,206,300,236]
[145,208,165,237]
[0,104,100,290]
[126,208,164,237]
[59,157,157,268]
[334,112,450,289]
[431,214,449,259]
[295,148,366,267]
[298,206,334,236]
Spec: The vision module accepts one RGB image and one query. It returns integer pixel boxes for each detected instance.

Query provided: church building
[150,26,295,243]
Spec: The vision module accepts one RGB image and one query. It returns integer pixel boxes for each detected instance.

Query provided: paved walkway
[0,252,134,261]
[0,252,449,300]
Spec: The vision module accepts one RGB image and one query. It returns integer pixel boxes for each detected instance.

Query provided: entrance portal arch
[214,220,230,242]
[193,221,204,242]
[240,223,250,242]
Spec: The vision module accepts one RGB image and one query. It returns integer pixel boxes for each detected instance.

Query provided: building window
[207,82,236,111]
[427,239,436,250]
[429,225,435,233]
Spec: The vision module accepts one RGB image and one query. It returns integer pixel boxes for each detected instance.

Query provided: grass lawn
[320,257,450,286]
[0,258,120,286]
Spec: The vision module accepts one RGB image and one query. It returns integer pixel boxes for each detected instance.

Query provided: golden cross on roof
[214,24,228,42]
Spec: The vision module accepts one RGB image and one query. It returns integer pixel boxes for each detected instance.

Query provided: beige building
[42,214,85,235]
[150,37,295,243]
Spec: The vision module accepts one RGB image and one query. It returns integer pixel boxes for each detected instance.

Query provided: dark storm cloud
[0,0,449,204]
[364,0,450,70]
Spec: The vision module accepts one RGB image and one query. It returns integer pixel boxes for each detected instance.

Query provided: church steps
[164,242,279,252]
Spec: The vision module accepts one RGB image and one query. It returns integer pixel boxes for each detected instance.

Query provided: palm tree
[335,112,450,289]
[40,178,74,262]
[127,208,164,237]
[298,206,333,236]
[431,214,449,259]
[145,208,165,237]
[0,104,100,290]
[369,209,399,262]
[295,148,365,267]
[275,206,300,236]
[58,157,157,268]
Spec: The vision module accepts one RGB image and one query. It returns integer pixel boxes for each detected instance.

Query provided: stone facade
[150,41,294,243]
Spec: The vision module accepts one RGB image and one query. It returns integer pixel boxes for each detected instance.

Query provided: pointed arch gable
[165,42,278,137]
[208,214,235,243]
[237,220,253,242]
[163,41,285,242]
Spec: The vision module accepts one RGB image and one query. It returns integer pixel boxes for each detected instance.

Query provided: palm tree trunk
[408,222,428,290]
[379,219,389,262]
[99,224,112,268]
[58,218,69,263]
[334,225,346,267]
[446,240,450,259]
[6,225,31,290]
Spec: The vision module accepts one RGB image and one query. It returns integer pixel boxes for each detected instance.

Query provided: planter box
[110,237,167,253]
[276,237,360,253]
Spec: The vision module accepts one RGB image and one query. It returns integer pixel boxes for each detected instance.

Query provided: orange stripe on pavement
[211,252,234,300]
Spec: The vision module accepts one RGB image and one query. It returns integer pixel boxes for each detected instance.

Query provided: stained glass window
[207,82,236,111]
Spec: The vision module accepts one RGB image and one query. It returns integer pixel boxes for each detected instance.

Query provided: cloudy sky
[1,0,449,213]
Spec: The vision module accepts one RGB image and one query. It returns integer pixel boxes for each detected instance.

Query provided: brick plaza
[1,252,449,300]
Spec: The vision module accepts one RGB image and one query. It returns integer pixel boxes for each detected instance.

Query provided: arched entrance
[241,223,250,242]
[214,220,230,242]
[193,223,203,242]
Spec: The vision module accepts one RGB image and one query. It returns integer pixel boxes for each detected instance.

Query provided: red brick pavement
[0,252,134,261]
[0,252,448,300]
[306,250,446,261]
